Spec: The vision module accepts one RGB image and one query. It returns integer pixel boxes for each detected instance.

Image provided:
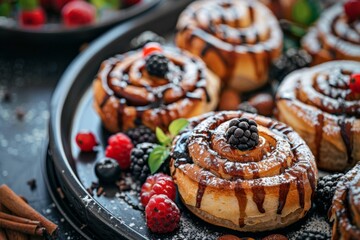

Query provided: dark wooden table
[0,43,85,239]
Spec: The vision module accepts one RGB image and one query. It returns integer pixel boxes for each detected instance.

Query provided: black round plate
[0,0,160,45]
[48,1,332,239]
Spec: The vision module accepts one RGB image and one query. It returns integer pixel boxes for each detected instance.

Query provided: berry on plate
[19,8,46,27]
[105,133,134,170]
[142,42,162,57]
[145,194,180,233]
[344,0,360,23]
[350,73,360,94]
[130,143,156,182]
[94,158,121,184]
[75,130,98,152]
[62,1,96,27]
[126,125,157,146]
[140,173,176,206]
[123,0,142,8]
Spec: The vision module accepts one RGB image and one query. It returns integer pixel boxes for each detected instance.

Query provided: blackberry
[296,230,330,240]
[130,31,165,50]
[316,173,344,214]
[130,143,155,183]
[145,54,169,78]
[238,101,258,114]
[270,48,312,82]
[226,118,259,151]
[126,125,157,146]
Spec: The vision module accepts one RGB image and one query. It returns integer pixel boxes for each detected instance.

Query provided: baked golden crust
[175,0,282,92]
[93,47,220,132]
[302,4,360,65]
[330,163,360,240]
[276,61,360,171]
[170,111,317,232]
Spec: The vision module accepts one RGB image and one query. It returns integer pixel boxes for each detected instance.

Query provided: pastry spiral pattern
[170,111,317,232]
[330,163,360,240]
[93,47,220,132]
[276,61,360,171]
[175,0,282,92]
[302,4,360,65]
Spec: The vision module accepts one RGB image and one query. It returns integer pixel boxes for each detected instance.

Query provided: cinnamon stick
[0,228,7,240]
[0,213,40,226]
[0,185,58,236]
[0,219,44,236]
[0,203,29,240]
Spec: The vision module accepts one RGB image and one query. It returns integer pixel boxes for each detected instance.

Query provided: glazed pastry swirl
[170,111,317,232]
[302,4,360,65]
[175,0,282,92]
[93,47,220,132]
[276,61,360,171]
[330,163,360,240]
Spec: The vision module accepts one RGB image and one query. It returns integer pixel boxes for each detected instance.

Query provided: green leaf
[148,145,169,174]
[292,0,320,26]
[18,0,38,10]
[156,127,171,145]
[169,118,189,137]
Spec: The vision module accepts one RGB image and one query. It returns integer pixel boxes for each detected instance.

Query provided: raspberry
[344,0,360,23]
[126,125,157,146]
[75,131,98,152]
[61,1,96,27]
[316,173,344,213]
[350,73,360,94]
[145,54,169,78]
[145,194,180,233]
[53,0,74,11]
[19,8,46,27]
[142,42,162,57]
[123,0,142,7]
[105,133,134,170]
[226,118,259,151]
[140,173,176,206]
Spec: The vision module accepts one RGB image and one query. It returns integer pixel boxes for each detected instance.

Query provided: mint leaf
[169,118,189,137]
[18,0,38,10]
[149,145,169,174]
[156,127,171,145]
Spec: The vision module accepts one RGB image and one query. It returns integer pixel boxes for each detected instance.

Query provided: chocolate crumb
[57,187,65,199]
[2,89,12,102]
[27,179,37,191]
[15,107,25,121]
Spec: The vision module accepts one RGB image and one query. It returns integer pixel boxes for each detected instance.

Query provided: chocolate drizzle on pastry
[176,0,282,92]
[170,111,317,232]
[302,4,360,65]
[276,61,360,171]
[93,47,218,132]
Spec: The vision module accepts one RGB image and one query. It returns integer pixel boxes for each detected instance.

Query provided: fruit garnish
[344,0,360,23]
[145,54,170,78]
[140,173,176,206]
[142,42,162,57]
[350,73,360,93]
[61,1,96,27]
[75,131,98,152]
[105,133,134,170]
[0,2,11,17]
[226,118,259,151]
[19,8,46,27]
[90,0,120,10]
[130,143,156,183]
[148,118,189,174]
[291,0,320,26]
[94,158,121,184]
[315,173,344,214]
[18,0,39,11]
[123,0,142,8]
[145,194,180,233]
[126,125,157,146]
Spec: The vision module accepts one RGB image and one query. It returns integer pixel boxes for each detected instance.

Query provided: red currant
[142,42,162,57]
[344,0,360,23]
[75,131,98,152]
[19,8,46,27]
[350,73,360,93]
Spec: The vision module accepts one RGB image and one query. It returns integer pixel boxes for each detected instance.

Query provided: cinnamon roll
[175,0,283,92]
[301,4,360,65]
[276,61,360,172]
[330,163,360,240]
[170,111,317,232]
[93,46,220,132]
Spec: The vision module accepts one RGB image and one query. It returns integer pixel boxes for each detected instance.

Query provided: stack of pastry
[176,0,283,92]
[93,44,220,132]
[170,111,318,232]
[276,61,360,171]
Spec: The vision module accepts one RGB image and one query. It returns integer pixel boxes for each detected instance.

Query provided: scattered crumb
[26,178,37,190]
